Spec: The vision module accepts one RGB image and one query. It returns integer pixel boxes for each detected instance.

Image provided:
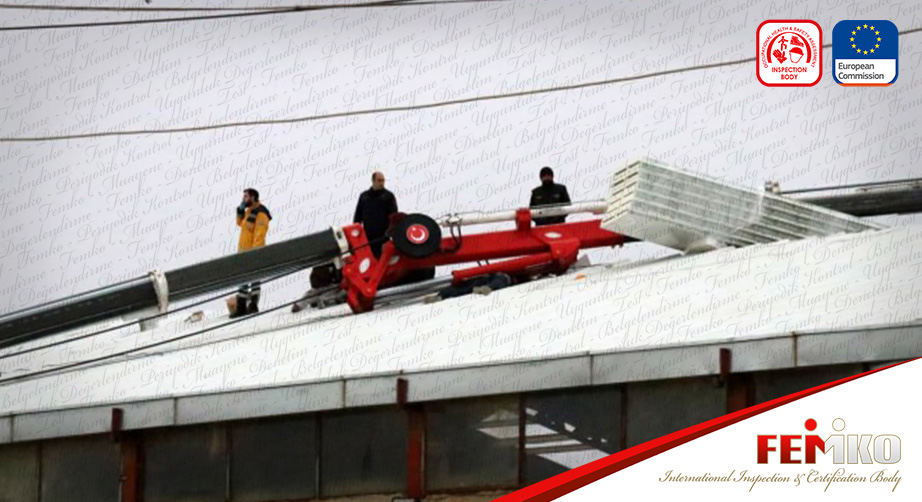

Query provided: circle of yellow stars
[850,24,881,55]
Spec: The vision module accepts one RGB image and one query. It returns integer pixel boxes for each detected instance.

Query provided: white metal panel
[603,159,879,251]
[725,337,795,372]
[592,345,716,384]
[796,324,922,367]
[176,381,343,424]
[13,400,174,442]
[407,357,591,402]
[345,376,399,408]
[591,336,795,385]
[0,327,918,443]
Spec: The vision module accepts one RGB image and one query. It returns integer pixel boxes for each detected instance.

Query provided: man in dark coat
[353,171,398,257]
[529,166,571,226]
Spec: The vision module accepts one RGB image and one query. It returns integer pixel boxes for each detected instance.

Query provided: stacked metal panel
[602,159,881,251]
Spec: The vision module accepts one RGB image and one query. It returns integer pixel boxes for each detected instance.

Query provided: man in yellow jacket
[232,188,272,318]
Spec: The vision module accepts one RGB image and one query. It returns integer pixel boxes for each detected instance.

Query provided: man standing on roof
[529,166,571,226]
[232,188,272,318]
[353,171,398,258]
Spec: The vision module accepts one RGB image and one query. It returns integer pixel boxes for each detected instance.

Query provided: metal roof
[2,224,922,443]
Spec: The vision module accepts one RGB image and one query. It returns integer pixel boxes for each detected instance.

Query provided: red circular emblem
[406,224,429,244]
[757,21,822,87]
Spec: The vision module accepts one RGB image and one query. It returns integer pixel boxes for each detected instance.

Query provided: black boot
[291,292,308,313]
[230,294,249,319]
[247,294,260,314]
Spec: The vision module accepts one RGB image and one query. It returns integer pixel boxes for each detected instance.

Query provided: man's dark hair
[540,166,554,178]
[244,188,260,201]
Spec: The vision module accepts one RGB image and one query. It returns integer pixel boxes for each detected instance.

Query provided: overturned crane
[0,160,879,348]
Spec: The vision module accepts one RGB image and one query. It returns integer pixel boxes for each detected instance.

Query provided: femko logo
[758,419,901,464]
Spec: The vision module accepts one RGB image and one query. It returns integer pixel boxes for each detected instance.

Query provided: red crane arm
[338,209,632,313]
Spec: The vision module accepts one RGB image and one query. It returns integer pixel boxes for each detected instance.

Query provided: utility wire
[0,291,306,384]
[0,2,266,11]
[0,7,296,31]
[0,0,433,11]
[0,235,385,364]
[0,0,512,31]
[128,276,441,361]
[0,276,147,321]
[0,262,314,360]
[2,26,920,143]
[0,58,759,142]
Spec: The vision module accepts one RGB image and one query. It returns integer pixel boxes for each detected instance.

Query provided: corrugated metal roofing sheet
[1,224,921,440]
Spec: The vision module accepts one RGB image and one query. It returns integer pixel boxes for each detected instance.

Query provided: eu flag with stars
[833,20,899,85]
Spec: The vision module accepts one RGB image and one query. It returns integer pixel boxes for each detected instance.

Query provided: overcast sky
[1,0,921,314]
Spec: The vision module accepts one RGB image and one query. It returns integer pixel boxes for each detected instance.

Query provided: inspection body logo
[833,20,899,86]
[657,418,902,492]
[757,20,822,86]
[758,418,901,465]
[755,418,902,492]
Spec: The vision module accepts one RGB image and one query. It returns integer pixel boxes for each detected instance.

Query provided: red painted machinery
[333,202,634,313]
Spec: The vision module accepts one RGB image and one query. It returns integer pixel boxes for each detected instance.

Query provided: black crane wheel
[392,214,442,258]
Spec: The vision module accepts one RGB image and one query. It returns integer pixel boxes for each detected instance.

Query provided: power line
[0,235,385,366]
[0,276,146,321]
[0,0,430,11]
[0,58,756,142]
[0,291,305,384]
[0,262,314,361]
[0,0,511,31]
[0,2,270,11]
[2,26,920,143]
[0,7,293,32]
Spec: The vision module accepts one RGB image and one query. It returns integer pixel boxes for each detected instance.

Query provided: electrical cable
[0,234,388,361]
[0,275,149,322]
[0,262,314,360]
[0,0,490,11]
[445,221,462,252]
[0,1,389,11]
[4,26,920,143]
[0,58,758,142]
[0,0,515,31]
[0,290,307,384]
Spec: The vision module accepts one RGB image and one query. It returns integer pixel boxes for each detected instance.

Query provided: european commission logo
[833,20,899,86]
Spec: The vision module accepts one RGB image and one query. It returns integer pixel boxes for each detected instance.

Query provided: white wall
[1,0,921,313]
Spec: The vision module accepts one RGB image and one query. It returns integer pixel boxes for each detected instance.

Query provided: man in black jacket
[529,166,571,226]
[353,171,398,257]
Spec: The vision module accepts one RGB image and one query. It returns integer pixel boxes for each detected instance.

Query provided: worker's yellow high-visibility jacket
[237,203,272,251]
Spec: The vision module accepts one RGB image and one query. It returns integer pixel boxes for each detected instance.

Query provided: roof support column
[406,406,426,500]
[721,349,755,413]
[119,436,140,502]
[726,373,755,413]
[399,378,426,500]
[112,407,140,502]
